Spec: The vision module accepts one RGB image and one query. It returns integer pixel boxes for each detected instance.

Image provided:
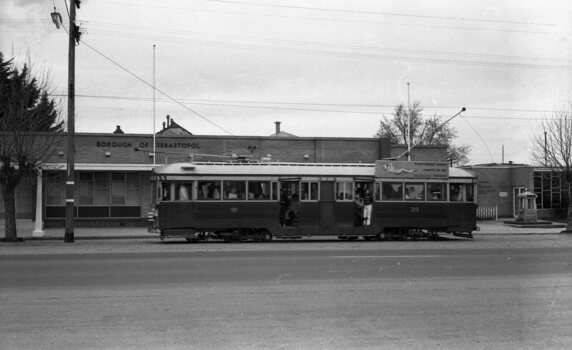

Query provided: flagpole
[153,44,156,165]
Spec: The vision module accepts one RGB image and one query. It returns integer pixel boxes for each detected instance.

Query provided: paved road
[1,237,572,349]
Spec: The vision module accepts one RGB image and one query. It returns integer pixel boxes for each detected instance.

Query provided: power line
[81,21,570,66]
[83,27,572,70]
[206,0,571,29]
[49,93,556,121]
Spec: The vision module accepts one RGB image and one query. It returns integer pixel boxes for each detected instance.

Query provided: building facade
[462,163,569,219]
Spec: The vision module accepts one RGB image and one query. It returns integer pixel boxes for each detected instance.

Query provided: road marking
[331,255,443,259]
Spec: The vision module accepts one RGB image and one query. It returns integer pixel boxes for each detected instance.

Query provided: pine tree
[0,52,64,241]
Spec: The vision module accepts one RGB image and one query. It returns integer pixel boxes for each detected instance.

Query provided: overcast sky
[1,0,571,164]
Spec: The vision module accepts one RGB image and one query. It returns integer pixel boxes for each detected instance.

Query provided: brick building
[462,163,569,219]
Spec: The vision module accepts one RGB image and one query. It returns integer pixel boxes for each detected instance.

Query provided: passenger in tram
[450,185,462,201]
[213,185,221,199]
[227,187,239,199]
[284,193,300,226]
[280,187,288,226]
[362,188,373,226]
[408,186,417,200]
[178,184,190,201]
[161,183,171,201]
[354,190,364,226]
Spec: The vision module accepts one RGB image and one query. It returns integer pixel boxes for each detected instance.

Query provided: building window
[78,172,94,205]
[46,172,65,205]
[111,172,140,205]
[534,171,569,209]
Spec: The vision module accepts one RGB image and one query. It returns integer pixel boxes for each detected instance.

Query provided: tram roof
[152,162,476,179]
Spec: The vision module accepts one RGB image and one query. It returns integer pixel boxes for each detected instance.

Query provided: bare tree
[531,103,572,233]
[0,52,64,241]
[375,102,471,165]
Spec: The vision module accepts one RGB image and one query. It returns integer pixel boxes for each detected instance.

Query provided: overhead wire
[79,40,232,135]
[205,0,571,29]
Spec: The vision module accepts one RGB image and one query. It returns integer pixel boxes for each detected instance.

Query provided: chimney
[166,114,171,127]
[275,121,281,135]
[113,125,124,134]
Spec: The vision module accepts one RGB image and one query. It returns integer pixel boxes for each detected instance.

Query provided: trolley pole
[64,0,78,243]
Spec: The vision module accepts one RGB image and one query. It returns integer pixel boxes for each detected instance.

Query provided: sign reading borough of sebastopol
[96,140,201,149]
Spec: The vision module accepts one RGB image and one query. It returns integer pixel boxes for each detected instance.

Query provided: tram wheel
[254,229,272,242]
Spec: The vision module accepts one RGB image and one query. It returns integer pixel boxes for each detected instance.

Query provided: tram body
[150,160,478,241]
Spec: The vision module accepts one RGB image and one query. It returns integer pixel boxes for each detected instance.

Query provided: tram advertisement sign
[374,160,449,179]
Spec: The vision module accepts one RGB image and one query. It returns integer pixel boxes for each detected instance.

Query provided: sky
[1,0,571,165]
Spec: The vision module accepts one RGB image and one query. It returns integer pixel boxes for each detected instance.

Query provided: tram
[149,160,478,241]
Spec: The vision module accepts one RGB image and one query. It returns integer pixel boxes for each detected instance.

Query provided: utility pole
[406,82,411,161]
[64,0,80,243]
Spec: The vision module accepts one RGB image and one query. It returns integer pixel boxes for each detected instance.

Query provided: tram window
[301,182,319,201]
[160,182,172,201]
[465,185,475,202]
[336,182,353,200]
[450,184,463,202]
[428,183,446,201]
[271,182,278,200]
[197,181,221,200]
[175,182,192,201]
[405,183,425,201]
[382,182,403,200]
[374,183,381,201]
[247,181,271,200]
[223,180,246,200]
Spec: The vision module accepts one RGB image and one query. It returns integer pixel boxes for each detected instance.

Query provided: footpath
[0,219,569,241]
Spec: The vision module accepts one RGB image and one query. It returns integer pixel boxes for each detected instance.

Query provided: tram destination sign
[374,160,449,179]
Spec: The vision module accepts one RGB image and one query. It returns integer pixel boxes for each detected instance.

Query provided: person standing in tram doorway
[279,187,288,226]
[284,193,300,226]
[362,187,373,226]
[354,190,364,226]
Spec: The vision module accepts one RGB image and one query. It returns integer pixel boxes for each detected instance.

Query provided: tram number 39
[410,207,420,214]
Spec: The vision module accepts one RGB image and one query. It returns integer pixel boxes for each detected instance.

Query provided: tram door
[319,181,335,227]
[280,181,300,226]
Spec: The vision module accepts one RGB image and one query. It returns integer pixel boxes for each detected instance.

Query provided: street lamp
[50,8,62,29]
[51,1,80,243]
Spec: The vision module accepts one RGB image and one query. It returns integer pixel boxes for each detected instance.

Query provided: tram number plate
[230,207,239,213]
[410,206,420,213]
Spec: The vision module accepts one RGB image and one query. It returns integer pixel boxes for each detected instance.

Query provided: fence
[477,206,498,220]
